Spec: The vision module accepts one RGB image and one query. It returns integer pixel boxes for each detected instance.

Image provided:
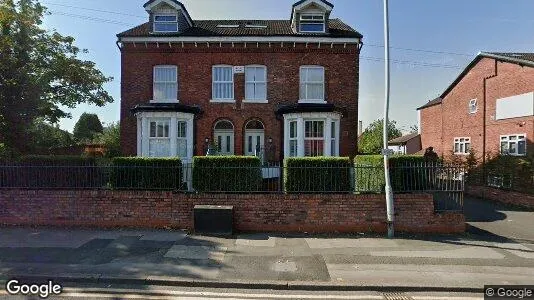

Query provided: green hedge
[284,157,352,193]
[192,156,262,192]
[354,155,429,193]
[1,155,101,188]
[110,157,183,190]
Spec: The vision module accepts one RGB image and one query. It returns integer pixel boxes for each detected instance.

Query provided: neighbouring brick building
[417,52,534,162]
[117,0,363,162]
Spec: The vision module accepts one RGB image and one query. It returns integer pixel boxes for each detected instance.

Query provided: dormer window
[299,14,325,33]
[154,14,178,33]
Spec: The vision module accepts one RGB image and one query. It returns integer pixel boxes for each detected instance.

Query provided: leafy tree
[28,118,74,151]
[358,119,402,154]
[93,122,121,158]
[409,124,419,134]
[0,0,113,154]
[73,113,103,143]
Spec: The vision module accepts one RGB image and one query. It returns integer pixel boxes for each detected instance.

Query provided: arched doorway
[244,119,265,156]
[214,119,234,155]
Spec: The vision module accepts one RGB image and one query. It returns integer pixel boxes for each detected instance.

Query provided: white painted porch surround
[283,112,341,157]
[136,111,194,161]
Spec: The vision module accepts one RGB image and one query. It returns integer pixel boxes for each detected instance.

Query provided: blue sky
[41,0,534,133]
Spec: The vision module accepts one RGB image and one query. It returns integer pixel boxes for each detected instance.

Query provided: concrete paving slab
[219,255,330,282]
[236,234,276,247]
[305,238,398,249]
[327,263,534,287]
[0,228,99,248]
[164,245,227,261]
[139,231,187,242]
[106,236,142,250]
[370,246,505,259]
[507,249,534,259]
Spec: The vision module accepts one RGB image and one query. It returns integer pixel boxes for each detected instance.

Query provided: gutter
[480,52,534,68]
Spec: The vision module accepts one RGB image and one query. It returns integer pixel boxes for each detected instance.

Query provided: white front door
[215,130,234,155]
[245,130,264,156]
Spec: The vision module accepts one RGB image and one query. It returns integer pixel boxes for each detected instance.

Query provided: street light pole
[383,0,395,238]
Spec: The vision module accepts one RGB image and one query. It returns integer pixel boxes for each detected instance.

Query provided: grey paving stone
[370,246,505,259]
[236,234,276,247]
[164,245,227,261]
[139,231,187,242]
[305,238,398,249]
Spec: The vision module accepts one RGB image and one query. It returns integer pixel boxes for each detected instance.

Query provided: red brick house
[417,52,534,163]
[117,0,363,162]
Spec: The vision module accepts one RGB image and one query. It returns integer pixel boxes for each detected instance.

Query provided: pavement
[0,196,533,294]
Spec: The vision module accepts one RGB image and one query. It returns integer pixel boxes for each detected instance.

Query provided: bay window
[136,112,194,160]
[300,66,325,102]
[153,66,178,102]
[284,112,340,157]
[501,134,526,156]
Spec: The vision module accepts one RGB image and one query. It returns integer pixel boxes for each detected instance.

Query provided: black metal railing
[0,162,465,210]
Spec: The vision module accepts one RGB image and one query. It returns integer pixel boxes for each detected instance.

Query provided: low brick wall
[466,185,534,209]
[0,190,465,234]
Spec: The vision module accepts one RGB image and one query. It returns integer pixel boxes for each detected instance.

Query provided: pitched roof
[417,52,534,111]
[292,0,334,9]
[117,19,362,38]
[388,133,420,145]
[416,97,442,110]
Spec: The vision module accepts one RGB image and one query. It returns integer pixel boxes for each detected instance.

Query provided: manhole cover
[272,260,297,272]
[383,293,413,300]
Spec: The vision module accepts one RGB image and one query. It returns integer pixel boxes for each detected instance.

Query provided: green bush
[192,156,262,192]
[354,155,384,193]
[482,155,533,194]
[110,157,183,190]
[284,157,352,193]
[354,155,430,192]
[6,155,100,188]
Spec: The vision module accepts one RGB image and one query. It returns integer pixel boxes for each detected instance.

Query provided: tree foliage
[73,113,103,143]
[29,118,74,151]
[358,119,402,154]
[93,122,120,158]
[0,0,113,153]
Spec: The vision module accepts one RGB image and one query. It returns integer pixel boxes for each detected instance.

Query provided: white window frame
[300,66,325,103]
[136,112,194,161]
[304,119,325,157]
[283,112,340,158]
[244,65,267,103]
[299,13,326,33]
[153,65,178,103]
[453,137,471,155]
[153,14,178,33]
[211,65,235,102]
[148,118,171,157]
[288,120,298,157]
[176,120,188,158]
[500,134,527,156]
[469,99,477,114]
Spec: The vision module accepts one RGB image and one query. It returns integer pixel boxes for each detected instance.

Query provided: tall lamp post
[383,0,395,238]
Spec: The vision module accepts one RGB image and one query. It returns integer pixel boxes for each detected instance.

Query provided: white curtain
[300,67,324,100]
[245,66,266,100]
[154,66,178,101]
[213,67,233,99]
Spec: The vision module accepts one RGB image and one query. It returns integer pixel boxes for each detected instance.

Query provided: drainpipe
[482,59,498,181]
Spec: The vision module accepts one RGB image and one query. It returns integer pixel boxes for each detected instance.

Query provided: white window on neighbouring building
[501,134,526,156]
[176,121,187,158]
[153,14,178,33]
[300,66,325,102]
[212,65,234,101]
[453,137,471,155]
[149,119,171,157]
[299,14,325,33]
[245,65,267,101]
[469,99,477,114]
[153,66,178,102]
[288,121,298,157]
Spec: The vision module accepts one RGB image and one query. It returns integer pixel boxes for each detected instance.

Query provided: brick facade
[120,43,360,159]
[419,57,534,158]
[0,190,464,234]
